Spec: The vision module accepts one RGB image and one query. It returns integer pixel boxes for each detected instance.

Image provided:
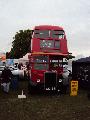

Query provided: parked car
[9,66,24,79]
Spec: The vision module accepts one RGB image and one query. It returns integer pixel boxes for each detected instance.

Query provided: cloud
[0,0,90,56]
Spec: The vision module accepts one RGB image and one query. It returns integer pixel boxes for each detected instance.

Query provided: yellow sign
[70,81,78,96]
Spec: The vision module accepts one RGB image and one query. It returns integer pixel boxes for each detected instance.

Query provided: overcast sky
[0,0,90,57]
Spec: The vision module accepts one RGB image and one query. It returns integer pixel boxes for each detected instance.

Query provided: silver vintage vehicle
[0,66,24,79]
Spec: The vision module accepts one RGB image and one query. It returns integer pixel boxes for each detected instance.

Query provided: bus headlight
[37,79,40,83]
[59,79,62,82]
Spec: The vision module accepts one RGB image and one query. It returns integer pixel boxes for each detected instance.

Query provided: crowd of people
[0,63,28,94]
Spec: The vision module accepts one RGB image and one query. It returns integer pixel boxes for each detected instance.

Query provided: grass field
[0,80,90,120]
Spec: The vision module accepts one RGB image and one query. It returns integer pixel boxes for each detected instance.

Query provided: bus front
[28,25,69,92]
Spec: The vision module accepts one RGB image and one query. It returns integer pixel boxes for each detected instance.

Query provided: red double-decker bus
[28,25,69,93]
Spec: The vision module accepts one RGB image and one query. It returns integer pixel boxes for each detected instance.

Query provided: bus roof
[34,25,64,31]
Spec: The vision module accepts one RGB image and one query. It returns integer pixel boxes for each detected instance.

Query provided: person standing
[1,66,12,93]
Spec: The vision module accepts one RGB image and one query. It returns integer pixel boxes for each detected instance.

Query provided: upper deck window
[55,40,60,48]
[34,29,64,39]
[40,40,60,49]
[51,30,64,39]
[40,40,54,48]
[34,30,50,38]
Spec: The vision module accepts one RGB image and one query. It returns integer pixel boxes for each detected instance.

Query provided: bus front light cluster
[37,79,40,83]
[59,79,62,82]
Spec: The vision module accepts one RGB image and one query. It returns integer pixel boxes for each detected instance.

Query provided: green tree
[10,29,32,58]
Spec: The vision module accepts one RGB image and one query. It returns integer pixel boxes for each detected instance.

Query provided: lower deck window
[34,64,49,70]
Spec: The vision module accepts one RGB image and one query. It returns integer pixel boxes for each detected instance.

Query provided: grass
[0,80,90,120]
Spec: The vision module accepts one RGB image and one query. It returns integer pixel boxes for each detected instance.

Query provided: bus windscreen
[34,29,64,39]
